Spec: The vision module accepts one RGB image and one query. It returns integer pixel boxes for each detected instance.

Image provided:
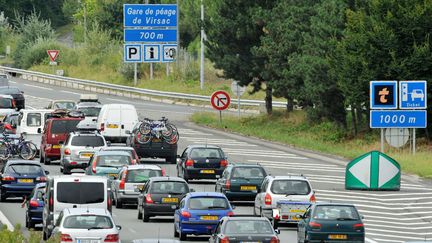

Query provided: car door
[255,178,269,211]
[216,168,230,192]
[210,220,223,243]
[178,149,188,174]
[298,208,311,241]
[112,168,123,199]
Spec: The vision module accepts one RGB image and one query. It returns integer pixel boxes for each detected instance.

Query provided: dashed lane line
[24,83,53,90]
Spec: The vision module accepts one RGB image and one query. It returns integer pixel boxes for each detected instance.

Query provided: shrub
[20,38,67,69]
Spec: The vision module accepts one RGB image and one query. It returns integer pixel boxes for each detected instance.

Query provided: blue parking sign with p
[399,81,427,109]
[124,44,142,62]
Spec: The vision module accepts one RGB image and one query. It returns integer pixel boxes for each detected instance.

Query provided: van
[16,109,53,147]
[97,104,139,143]
[40,115,83,165]
[42,175,112,240]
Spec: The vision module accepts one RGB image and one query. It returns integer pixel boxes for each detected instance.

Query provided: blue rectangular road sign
[370,81,398,109]
[399,80,427,109]
[370,110,427,128]
[124,4,177,28]
[124,29,177,43]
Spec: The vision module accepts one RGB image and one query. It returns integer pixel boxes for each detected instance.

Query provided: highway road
[1,77,432,242]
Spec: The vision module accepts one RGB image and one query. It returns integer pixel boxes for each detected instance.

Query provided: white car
[411,89,425,101]
[52,208,121,243]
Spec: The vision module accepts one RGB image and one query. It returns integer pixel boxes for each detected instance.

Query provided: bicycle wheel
[138,123,151,135]
[25,142,38,160]
[162,124,179,144]
[0,141,11,160]
[161,124,174,138]
[18,142,36,160]
[136,131,152,144]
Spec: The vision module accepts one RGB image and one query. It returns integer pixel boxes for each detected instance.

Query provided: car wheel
[174,224,179,237]
[142,208,150,222]
[179,227,187,241]
[137,206,143,219]
[26,214,35,229]
[42,230,48,241]
[63,167,70,175]
[25,214,29,228]
[60,167,63,173]
[0,192,6,202]
[116,198,123,209]
[39,153,44,163]
[44,157,51,165]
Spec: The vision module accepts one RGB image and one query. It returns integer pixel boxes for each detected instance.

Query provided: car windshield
[126,169,162,183]
[96,155,131,167]
[270,180,311,195]
[188,197,229,210]
[106,149,133,158]
[190,148,223,158]
[0,98,13,108]
[225,220,274,234]
[313,205,360,220]
[27,113,42,127]
[150,181,188,194]
[57,182,104,204]
[77,107,101,117]
[0,87,20,94]
[54,102,76,109]
[63,215,113,229]
[5,164,44,175]
[231,167,265,179]
[51,120,81,134]
[71,136,105,147]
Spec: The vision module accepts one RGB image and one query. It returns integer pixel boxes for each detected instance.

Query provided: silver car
[52,208,121,243]
[254,175,315,225]
[60,130,107,174]
[111,164,164,208]
[75,102,102,124]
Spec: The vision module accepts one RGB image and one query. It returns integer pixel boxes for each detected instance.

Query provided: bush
[20,38,68,69]
[0,224,60,243]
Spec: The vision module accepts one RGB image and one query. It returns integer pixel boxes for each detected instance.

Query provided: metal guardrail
[0,66,287,108]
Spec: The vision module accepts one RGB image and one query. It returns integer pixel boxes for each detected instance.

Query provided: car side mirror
[125,130,131,135]
[106,141,111,146]
[274,229,280,234]
[360,215,364,219]
[116,225,122,231]
[176,155,180,158]
[296,214,304,219]
[176,158,181,163]
[58,141,64,145]
[231,204,236,210]
[190,188,195,192]
[11,124,16,129]
[37,128,41,134]
[45,170,50,175]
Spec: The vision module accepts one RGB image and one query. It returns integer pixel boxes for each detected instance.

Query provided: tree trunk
[351,104,357,136]
[286,97,294,112]
[265,85,273,115]
[355,104,363,130]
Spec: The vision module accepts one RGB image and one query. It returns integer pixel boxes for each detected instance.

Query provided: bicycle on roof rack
[135,117,179,145]
[0,132,38,160]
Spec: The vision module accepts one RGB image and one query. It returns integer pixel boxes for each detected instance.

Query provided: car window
[188,197,229,210]
[36,190,44,200]
[57,182,104,204]
[106,149,133,158]
[77,107,101,117]
[0,87,20,94]
[71,136,105,146]
[97,155,131,167]
[190,148,223,158]
[270,180,311,195]
[51,120,81,134]
[54,102,76,110]
[261,179,268,192]
[5,164,44,175]
[225,220,273,234]
[63,215,113,229]
[26,113,42,127]
[231,167,265,179]
[313,205,359,220]
[0,98,13,108]
[150,181,188,194]
[126,169,162,183]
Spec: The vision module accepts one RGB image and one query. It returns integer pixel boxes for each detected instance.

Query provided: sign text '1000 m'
[124,29,177,43]
[370,110,427,128]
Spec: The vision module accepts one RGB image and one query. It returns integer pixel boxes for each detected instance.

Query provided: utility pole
[199,0,205,90]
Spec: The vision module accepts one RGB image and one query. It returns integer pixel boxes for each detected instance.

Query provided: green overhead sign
[345,151,400,191]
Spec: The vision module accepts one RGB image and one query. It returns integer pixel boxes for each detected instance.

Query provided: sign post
[231,81,246,117]
[211,90,231,123]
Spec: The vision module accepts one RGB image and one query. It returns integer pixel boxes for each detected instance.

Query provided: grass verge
[0,224,60,242]
[191,111,432,178]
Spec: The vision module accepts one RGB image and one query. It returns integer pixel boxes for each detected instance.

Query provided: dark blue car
[174,192,234,241]
[25,182,46,228]
[0,160,48,201]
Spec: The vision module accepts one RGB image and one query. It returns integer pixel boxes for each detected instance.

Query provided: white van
[42,175,112,240]
[97,104,139,143]
[16,109,53,146]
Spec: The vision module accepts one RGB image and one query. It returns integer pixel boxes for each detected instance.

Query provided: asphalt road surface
[0,77,432,243]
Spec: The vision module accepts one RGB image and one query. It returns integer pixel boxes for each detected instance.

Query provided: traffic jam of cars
[0,78,366,243]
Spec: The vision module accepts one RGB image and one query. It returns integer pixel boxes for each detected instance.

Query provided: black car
[0,160,49,201]
[137,176,191,222]
[0,86,25,110]
[176,145,228,182]
[25,182,46,228]
[215,163,267,201]
[209,216,280,243]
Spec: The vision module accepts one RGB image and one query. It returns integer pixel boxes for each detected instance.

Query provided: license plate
[200,169,215,174]
[80,153,93,158]
[52,145,61,149]
[240,185,257,191]
[77,240,100,243]
[107,124,118,129]
[18,179,33,183]
[162,197,178,203]
[200,215,218,220]
[289,209,305,213]
[329,234,347,240]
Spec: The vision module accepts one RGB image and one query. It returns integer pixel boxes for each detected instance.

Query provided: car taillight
[60,233,73,242]
[270,236,280,243]
[181,211,191,218]
[29,199,39,208]
[265,193,272,205]
[92,157,98,173]
[145,194,153,203]
[49,194,54,211]
[2,176,15,181]
[64,148,71,155]
[36,176,47,182]
[119,170,127,190]
[227,211,234,216]
[12,99,16,108]
[309,221,322,229]
[161,168,166,176]
[100,123,105,132]
[4,123,12,130]
[354,223,364,230]
[220,236,230,243]
[225,180,231,190]
[104,234,119,242]
[220,159,228,167]
[107,192,112,211]
[185,159,194,167]
[310,194,316,203]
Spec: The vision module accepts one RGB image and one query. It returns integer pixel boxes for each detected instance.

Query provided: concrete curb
[0,209,14,231]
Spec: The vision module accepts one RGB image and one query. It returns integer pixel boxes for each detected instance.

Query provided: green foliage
[0,224,61,242]
[20,38,66,69]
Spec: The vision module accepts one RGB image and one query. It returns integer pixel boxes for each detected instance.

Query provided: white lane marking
[264,165,342,173]
[25,94,52,101]
[318,195,432,207]
[249,160,338,167]
[265,162,343,170]
[358,208,432,218]
[364,218,432,226]
[318,193,432,203]
[26,105,36,110]
[370,239,403,243]
[365,238,380,243]
[366,231,429,240]
[129,228,137,233]
[24,84,53,90]
[61,90,81,95]
[106,98,126,103]
[317,189,432,197]
[366,222,432,230]
[0,209,14,231]
[9,81,16,83]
